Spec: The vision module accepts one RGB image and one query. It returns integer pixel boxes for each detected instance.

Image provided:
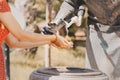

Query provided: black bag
[85,0,120,26]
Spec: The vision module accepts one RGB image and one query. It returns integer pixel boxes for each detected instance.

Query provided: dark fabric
[2,43,10,80]
[85,0,120,26]
[65,0,83,8]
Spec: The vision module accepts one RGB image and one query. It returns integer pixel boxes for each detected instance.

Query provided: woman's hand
[51,33,73,49]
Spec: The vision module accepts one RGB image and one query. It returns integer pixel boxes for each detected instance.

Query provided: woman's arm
[0,12,71,48]
[5,33,50,48]
[0,12,56,42]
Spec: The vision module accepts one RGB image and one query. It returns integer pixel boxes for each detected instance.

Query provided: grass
[10,45,85,80]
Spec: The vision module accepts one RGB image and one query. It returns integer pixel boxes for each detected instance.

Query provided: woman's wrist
[51,34,57,43]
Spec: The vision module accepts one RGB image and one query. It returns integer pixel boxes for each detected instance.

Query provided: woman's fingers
[51,33,73,49]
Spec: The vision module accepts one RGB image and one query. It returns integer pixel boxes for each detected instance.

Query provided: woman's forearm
[19,31,56,42]
[5,34,51,48]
